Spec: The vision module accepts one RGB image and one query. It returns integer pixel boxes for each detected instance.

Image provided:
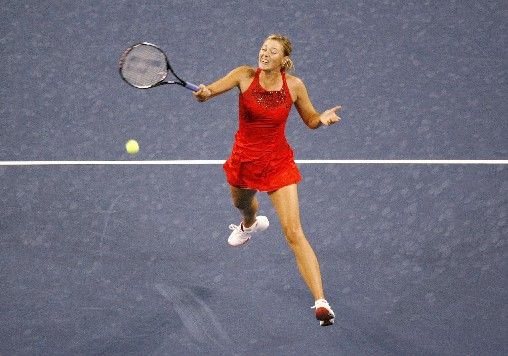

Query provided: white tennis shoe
[228,216,269,247]
[312,299,335,326]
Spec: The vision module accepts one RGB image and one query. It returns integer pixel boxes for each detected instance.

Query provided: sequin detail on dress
[252,86,291,109]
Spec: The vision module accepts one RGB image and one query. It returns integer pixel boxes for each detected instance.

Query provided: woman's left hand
[319,106,342,126]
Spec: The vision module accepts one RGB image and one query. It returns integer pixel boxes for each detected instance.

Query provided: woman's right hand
[193,84,212,102]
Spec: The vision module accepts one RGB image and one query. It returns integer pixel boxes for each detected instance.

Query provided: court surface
[1,1,506,355]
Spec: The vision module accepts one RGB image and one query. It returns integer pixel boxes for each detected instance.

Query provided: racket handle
[184,82,200,91]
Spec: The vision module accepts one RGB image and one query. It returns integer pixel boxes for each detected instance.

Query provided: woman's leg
[268,184,325,301]
[229,185,258,228]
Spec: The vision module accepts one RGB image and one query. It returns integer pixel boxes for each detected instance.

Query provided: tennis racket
[118,42,200,91]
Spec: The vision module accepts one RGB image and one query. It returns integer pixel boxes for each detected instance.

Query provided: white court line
[0,160,507,166]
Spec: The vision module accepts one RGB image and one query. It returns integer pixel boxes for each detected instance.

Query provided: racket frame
[119,42,199,91]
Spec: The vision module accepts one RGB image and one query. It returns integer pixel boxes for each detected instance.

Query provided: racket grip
[184,82,200,92]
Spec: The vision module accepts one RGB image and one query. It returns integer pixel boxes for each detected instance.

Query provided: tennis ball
[125,139,139,154]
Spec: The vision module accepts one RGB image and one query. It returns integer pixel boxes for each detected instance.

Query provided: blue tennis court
[1,1,506,355]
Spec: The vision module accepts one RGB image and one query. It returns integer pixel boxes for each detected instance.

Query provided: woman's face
[258,39,286,71]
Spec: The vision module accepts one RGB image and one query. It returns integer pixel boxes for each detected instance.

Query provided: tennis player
[193,34,341,326]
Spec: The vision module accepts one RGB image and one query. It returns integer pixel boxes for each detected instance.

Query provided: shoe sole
[315,307,334,326]
[228,238,250,247]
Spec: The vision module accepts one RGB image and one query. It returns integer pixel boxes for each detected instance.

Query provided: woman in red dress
[193,34,341,326]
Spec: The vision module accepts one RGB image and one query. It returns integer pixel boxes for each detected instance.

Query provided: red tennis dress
[223,68,302,192]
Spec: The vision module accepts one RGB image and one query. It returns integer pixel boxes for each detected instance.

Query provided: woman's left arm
[293,77,341,129]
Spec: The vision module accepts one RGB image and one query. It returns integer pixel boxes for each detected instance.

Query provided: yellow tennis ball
[125,139,139,154]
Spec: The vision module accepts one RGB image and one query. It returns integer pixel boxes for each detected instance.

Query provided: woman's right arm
[193,66,252,102]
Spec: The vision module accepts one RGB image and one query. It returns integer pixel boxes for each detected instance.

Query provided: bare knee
[230,187,257,211]
[281,223,305,246]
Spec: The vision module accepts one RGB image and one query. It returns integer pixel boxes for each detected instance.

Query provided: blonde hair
[265,33,294,72]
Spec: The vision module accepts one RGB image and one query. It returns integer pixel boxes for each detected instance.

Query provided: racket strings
[120,44,168,88]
